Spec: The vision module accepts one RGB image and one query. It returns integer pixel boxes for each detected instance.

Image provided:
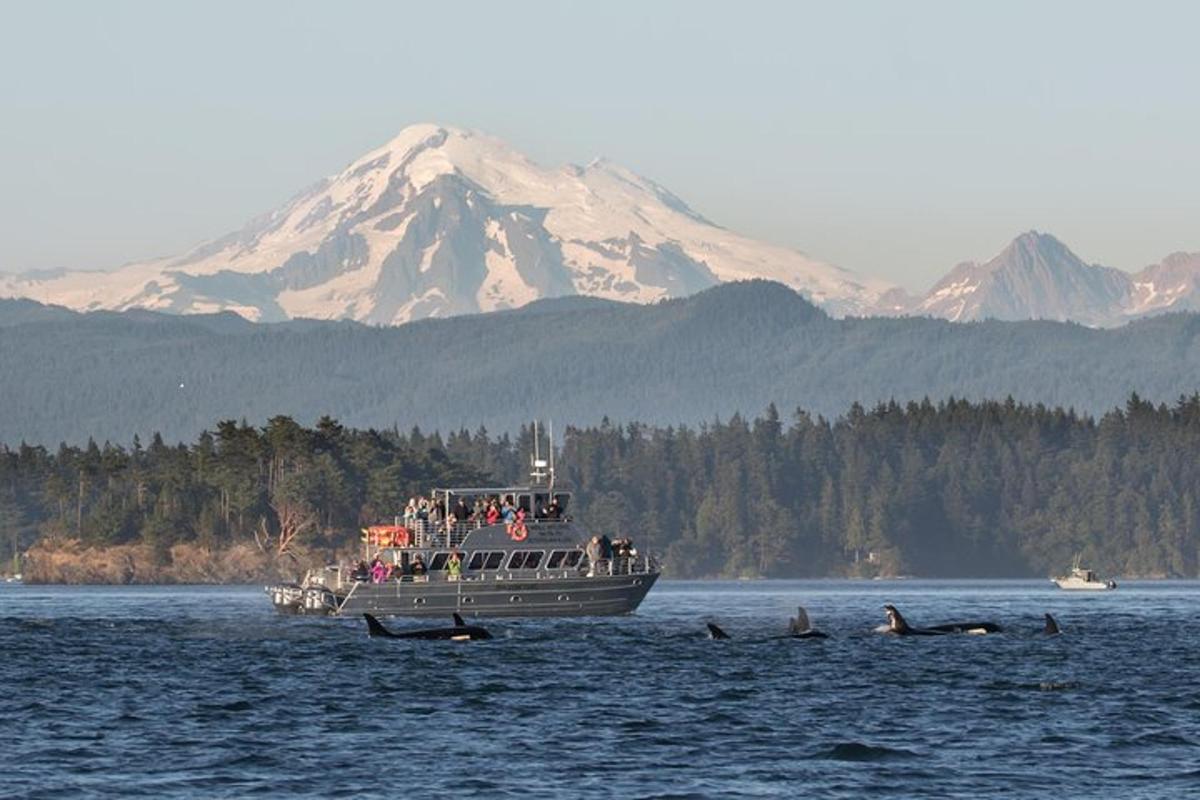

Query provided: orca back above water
[363,612,492,641]
[706,606,829,641]
[706,622,731,640]
[882,604,1002,636]
[783,606,829,639]
[1043,613,1062,636]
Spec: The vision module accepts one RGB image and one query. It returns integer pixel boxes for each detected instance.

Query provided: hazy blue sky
[1,0,1197,289]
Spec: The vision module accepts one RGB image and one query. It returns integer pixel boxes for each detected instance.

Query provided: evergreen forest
[4,393,1200,579]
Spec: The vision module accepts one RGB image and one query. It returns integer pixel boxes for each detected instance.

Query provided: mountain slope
[890,231,1200,326]
[0,125,888,323]
[904,231,1131,324]
[3,280,1200,446]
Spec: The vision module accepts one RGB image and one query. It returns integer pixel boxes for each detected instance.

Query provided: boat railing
[402,517,573,548]
[328,553,659,587]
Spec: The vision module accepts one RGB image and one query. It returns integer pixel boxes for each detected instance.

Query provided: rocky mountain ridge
[878,231,1200,326]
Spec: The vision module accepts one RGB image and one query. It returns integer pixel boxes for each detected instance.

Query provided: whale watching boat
[1053,555,1116,591]
[266,438,660,618]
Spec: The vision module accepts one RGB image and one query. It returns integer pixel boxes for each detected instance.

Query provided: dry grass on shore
[23,540,307,584]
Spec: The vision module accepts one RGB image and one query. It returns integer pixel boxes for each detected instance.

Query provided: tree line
[6,280,1200,447]
[3,394,1200,578]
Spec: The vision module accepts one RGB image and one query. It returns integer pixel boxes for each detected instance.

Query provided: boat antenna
[531,420,548,483]
[548,419,556,493]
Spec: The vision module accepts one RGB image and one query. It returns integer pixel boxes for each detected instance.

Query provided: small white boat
[1053,556,1116,591]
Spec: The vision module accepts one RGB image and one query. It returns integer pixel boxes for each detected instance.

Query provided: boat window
[518,494,531,513]
[484,552,505,570]
[430,552,449,571]
[507,551,527,570]
[564,550,583,567]
[554,493,570,513]
[467,552,485,570]
[524,551,544,569]
[534,494,549,517]
[546,550,566,568]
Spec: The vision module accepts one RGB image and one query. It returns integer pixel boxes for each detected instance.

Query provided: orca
[882,604,1002,636]
[363,612,492,641]
[781,606,829,639]
[1043,613,1061,636]
[706,607,829,641]
[706,622,731,640]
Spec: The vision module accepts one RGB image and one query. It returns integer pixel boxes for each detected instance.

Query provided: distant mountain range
[876,231,1200,327]
[3,281,1200,446]
[0,125,1195,327]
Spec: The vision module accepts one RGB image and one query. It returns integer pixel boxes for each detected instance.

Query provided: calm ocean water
[3,579,1199,799]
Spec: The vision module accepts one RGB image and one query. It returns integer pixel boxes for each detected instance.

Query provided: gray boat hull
[325,571,658,618]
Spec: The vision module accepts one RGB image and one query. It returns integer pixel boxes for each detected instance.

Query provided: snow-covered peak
[0,123,890,324]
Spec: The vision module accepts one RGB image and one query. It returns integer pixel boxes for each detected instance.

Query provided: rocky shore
[21,540,316,585]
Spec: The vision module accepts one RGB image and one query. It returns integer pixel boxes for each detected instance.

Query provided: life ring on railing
[367,525,411,548]
[508,521,528,542]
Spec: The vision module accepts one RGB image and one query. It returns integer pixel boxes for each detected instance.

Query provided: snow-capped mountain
[0,124,889,323]
[1129,251,1200,317]
[881,231,1200,327]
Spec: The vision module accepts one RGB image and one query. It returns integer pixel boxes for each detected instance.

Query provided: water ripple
[3,580,1199,798]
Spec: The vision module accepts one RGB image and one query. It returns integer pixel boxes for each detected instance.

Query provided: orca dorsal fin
[706,622,731,640]
[1043,613,1061,636]
[452,612,466,627]
[793,606,813,633]
[884,604,910,633]
[364,613,392,638]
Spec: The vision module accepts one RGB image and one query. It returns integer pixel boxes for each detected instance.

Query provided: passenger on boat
[501,499,517,524]
[351,561,370,582]
[472,496,487,524]
[403,498,418,529]
[394,559,411,580]
[485,500,501,525]
[447,549,462,581]
[586,536,604,576]
[411,554,427,578]
[546,498,562,520]
[453,498,471,524]
[370,558,387,583]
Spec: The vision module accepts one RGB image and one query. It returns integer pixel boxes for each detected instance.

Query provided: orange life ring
[509,521,528,542]
[394,527,411,547]
[367,525,411,548]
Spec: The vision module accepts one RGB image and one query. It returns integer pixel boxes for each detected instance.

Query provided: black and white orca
[781,606,829,639]
[706,622,732,640]
[1042,613,1062,636]
[363,612,492,641]
[882,604,1002,636]
[706,606,829,641]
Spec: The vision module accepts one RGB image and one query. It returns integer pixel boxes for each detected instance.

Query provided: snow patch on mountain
[0,124,889,324]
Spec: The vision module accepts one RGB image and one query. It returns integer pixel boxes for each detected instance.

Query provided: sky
[1,0,1197,290]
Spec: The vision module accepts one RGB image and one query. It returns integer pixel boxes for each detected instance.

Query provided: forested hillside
[4,395,1199,579]
[3,281,1200,445]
